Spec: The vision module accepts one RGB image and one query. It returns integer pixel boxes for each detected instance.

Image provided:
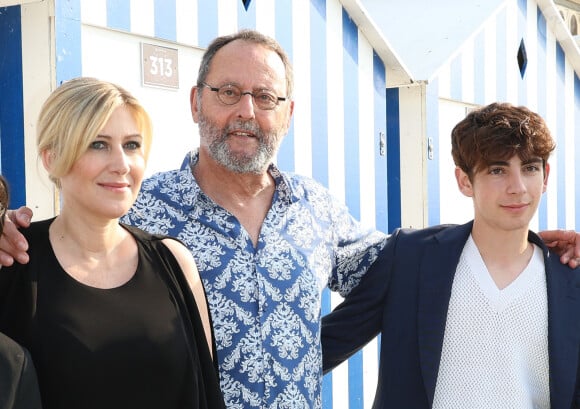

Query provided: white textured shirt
[433,236,550,409]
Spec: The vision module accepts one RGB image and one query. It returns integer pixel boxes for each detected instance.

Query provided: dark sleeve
[144,235,226,409]
[0,332,42,409]
[13,346,43,409]
[0,220,51,340]
[0,259,36,346]
[322,230,399,373]
[575,345,580,409]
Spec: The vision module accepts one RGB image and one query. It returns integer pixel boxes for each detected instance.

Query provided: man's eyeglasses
[200,82,287,111]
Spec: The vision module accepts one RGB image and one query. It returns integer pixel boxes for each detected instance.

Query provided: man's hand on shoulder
[0,206,32,266]
[538,229,580,268]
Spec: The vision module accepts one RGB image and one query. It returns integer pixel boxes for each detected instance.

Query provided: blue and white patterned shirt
[122,151,387,408]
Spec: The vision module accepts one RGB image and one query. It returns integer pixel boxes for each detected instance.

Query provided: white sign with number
[141,43,179,89]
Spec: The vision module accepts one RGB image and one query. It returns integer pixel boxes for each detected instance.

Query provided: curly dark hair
[451,102,555,180]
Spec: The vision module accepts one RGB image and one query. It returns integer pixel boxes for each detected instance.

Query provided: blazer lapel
[417,222,473,405]
[538,237,580,409]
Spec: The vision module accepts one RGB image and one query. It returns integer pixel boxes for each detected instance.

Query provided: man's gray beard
[198,113,282,174]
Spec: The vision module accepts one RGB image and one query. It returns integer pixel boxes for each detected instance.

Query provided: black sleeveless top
[0,218,225,409]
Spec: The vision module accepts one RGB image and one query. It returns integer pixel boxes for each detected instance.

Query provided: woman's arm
[161,238,213,358]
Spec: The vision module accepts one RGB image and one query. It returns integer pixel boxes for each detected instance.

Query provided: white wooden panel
[217,0,237,36]
[326,0,345,201]
[80,0,106,27]
[130,0,154,37]
[291,0,312,177]
[357,36,377,229]
[438,100,474,225]
[21,0,55,219]
[176,0,198,45]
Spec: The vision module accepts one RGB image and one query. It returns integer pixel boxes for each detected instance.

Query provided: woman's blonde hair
[37,77,152,187]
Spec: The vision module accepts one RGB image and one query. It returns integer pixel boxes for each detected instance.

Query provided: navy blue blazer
[322,222,579,408]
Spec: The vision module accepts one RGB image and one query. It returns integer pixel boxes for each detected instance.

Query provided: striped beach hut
[1,0,579,408]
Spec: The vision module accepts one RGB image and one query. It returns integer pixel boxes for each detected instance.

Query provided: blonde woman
[0,78,225,409]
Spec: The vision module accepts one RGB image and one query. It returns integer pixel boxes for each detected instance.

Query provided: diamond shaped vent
[517,39,528,79]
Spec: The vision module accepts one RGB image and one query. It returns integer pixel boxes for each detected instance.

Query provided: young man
[322,102,579,408]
